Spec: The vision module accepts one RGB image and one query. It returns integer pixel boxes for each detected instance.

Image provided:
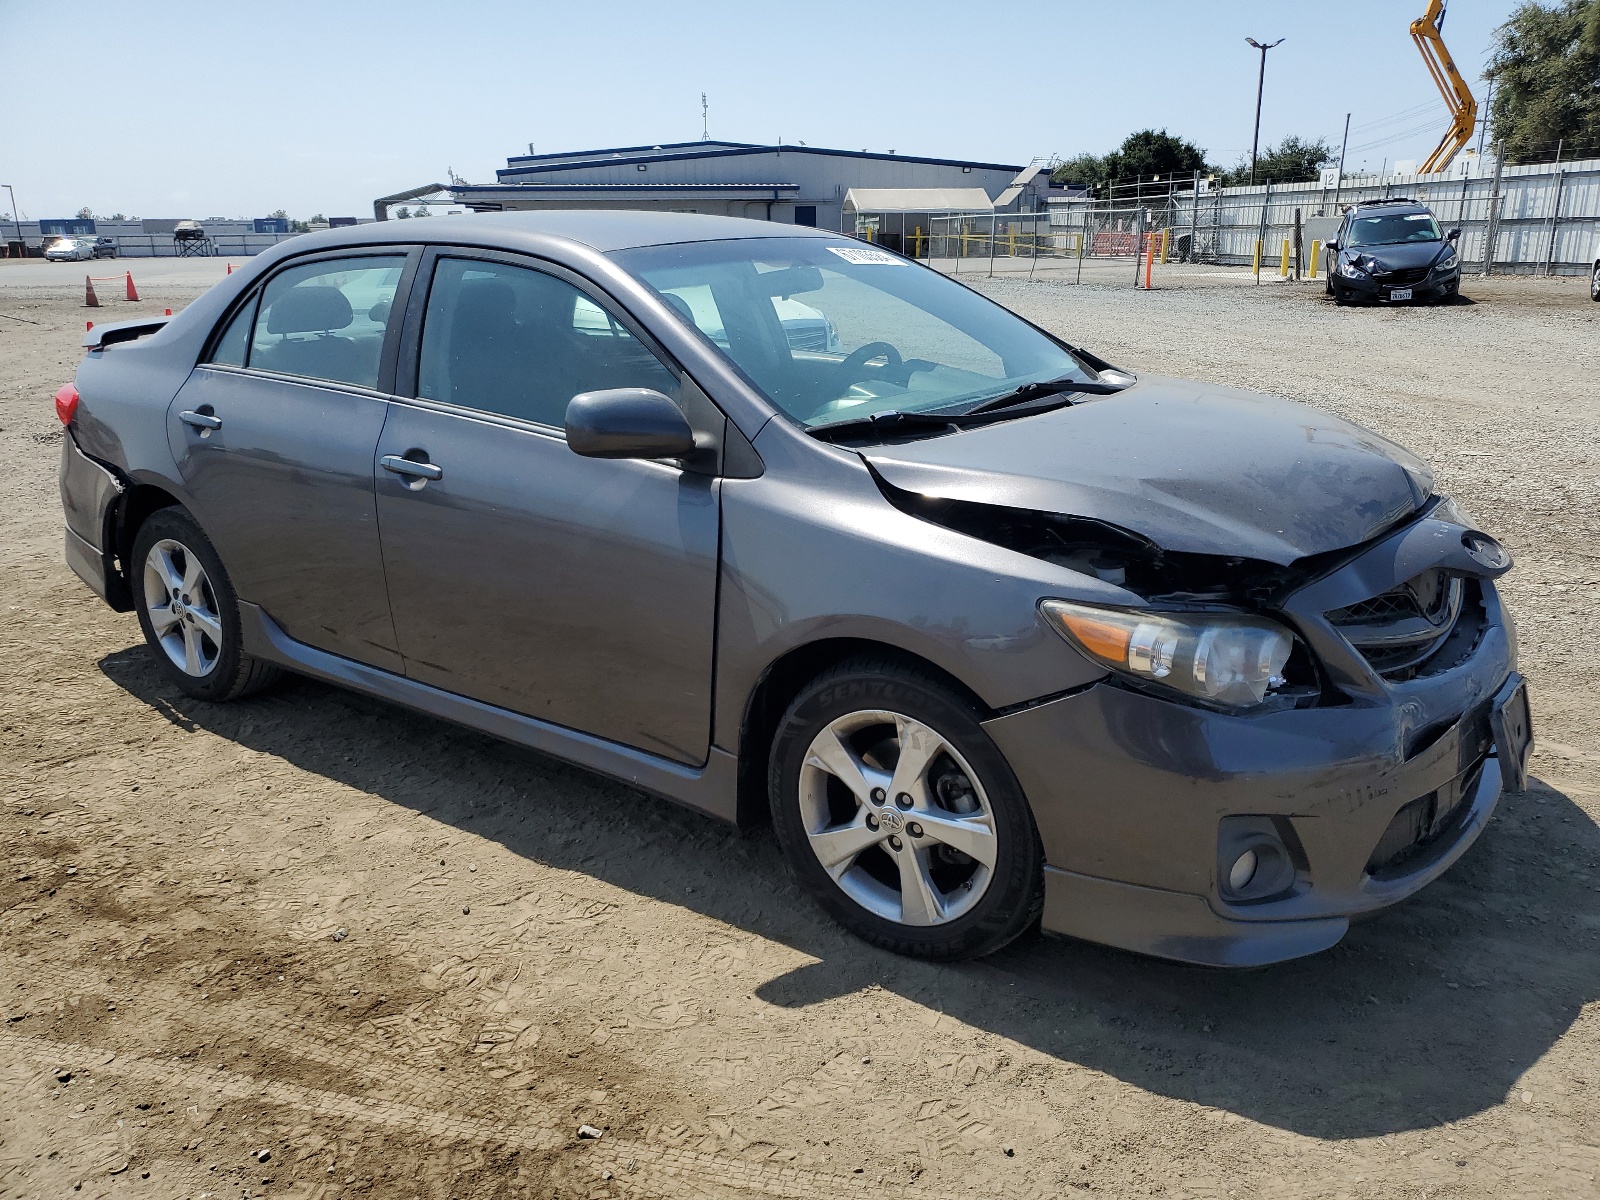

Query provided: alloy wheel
[798,709,998,926]
[1591,264,1600,302]
[142,538,223,677]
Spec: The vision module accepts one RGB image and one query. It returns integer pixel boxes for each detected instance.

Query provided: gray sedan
[56,212,1530,966]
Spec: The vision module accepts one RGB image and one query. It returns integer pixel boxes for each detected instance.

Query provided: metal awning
[842,187,994,214]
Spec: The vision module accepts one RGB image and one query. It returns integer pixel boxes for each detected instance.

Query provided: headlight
[1436,248,1458,270]
[1040,600,1295,708]
[1337,258,1368,278]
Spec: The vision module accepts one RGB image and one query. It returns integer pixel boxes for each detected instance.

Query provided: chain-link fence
[895,157,1600,286]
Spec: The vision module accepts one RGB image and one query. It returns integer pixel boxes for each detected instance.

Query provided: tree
[267,209,289,220]
[108,212,126,221]
[1221,135,1334,185]
[1050,130,1212,195]
[395,206,412,219]
[76,206,95,220]
[1486,0,1600,161]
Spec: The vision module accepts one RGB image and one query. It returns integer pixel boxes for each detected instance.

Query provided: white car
[45,237,96,262]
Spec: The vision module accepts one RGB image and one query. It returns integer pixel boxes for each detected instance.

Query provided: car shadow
[100,647,1600,1141]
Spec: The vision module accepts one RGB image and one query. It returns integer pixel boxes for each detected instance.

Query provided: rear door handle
[381,454,443,481]
[179,409,222,430]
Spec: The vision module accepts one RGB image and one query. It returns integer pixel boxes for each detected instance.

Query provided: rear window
[247,256,405,389]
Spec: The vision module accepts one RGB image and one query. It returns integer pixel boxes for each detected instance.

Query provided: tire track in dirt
[1,1030,949,1199]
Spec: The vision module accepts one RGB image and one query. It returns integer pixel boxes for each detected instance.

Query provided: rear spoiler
[83,315,170,350]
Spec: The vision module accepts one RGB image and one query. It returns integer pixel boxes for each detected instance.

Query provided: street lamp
[1245,37,1284,186]
[1,184,20,256]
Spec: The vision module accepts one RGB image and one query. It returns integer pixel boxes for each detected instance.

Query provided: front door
[375,253,721,764]
[168,252,412,670]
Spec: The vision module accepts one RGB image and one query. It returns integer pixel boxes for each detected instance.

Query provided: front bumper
[1338,264,1459,302]
[984,520,1519,967]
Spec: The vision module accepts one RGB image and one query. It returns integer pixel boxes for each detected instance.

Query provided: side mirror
[1446,228,1461,243]
[1326,240,1339,252]
[565,388,696,460]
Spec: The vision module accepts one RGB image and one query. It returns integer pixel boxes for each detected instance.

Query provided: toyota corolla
[56,212,1530,966]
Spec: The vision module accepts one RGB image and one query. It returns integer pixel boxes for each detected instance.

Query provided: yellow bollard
[1279,238,1292,278]
[1253,239,1263,282]
[1008,228,1017,255]
[1308,239,1321,279]
[1160,227,1170,264]
[914,225,923,258]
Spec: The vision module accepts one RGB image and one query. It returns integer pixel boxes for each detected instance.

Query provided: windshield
[609,238,1090,428]
[1346,212,1441,247]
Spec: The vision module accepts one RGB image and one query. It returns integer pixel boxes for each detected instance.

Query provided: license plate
[1390,287,1413,301]
[1491,677,1533,793]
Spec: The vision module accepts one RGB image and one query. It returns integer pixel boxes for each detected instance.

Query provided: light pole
[1245,38,1284,186]
[2,184,20,256]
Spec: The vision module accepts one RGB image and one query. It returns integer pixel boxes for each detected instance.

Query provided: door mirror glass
[565,389,696,460]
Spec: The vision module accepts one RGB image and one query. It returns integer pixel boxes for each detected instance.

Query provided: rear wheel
[769,658,1043,960]
[1590,262,1599,302]
[131,508,280,702]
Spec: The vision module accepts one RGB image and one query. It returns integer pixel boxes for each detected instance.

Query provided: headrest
[452,279,518,328]
[266,285,354,334]
[661,292,695,325]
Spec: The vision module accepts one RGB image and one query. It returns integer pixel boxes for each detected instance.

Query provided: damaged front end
[871,467,1509,718]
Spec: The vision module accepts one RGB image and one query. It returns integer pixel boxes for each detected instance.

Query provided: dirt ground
[2,262,1598,1200]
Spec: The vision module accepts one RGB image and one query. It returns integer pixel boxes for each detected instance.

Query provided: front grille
[784,323,831,353]
[1375,266,1430,286]
[1327,570,1479,680]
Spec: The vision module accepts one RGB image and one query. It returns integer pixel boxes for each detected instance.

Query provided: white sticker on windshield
[827,245,908,266]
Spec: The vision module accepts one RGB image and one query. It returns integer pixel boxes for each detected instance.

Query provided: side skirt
[238,602,740,824]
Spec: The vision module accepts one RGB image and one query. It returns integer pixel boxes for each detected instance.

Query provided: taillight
[55,382,80,426]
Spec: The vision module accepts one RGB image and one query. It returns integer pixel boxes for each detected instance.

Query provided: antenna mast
[701,93,709,141]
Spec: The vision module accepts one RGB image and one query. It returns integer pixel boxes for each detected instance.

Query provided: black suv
[1325,199,1460,305]
[91,236,119,259]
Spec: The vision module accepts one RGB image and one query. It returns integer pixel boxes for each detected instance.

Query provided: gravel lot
[2,262,1597,1199]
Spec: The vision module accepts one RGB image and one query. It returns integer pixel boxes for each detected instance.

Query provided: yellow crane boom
[1410,0,1478,175]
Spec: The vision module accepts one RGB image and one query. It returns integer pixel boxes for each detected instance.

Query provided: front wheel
[1591,263,1600,302]
[769,658,1044,960]
[131,508,280,702]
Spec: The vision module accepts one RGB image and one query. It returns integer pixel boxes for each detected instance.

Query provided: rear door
[374,250,721,764]
[168,250,416,670]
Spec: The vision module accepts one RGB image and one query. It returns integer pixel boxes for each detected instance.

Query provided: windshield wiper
[960,375,1127,416]
[807,376,1131,444]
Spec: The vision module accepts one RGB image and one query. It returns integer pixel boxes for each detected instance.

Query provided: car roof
[289,210,845,255]
[1350,200,1430,215]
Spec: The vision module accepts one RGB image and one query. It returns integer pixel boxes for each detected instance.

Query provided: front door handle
[381,454,443,481]
[179,409,222,431]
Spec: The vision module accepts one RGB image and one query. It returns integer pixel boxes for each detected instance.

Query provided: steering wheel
[835,341,903,386]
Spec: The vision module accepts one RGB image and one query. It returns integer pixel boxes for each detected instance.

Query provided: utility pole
[701,93,709,141]
[1245,37,1284,186]
[1331,112,1351,214]
[2,184,21,255]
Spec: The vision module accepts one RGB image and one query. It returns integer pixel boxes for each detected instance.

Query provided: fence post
[1133,207,1146,288]
[1481,148,1504,277]
[1293,208,1302,280]
[1075,228,1084,285]
[1544,167,1567,276]
[1255,180,1272,284]
[988,213,997,278]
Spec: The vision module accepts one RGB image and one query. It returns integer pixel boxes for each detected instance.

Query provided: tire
[768,657,1044,960]
[1590,263,1600,302]
[131,507,280,702]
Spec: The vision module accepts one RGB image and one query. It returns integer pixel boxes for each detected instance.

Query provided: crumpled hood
[1340,239,1451,273]
[863,377,1434,565]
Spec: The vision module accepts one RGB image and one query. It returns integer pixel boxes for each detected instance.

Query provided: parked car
[91,236,119,259]
[44,237,94,262]
[1325,198,1462,304]
[55,212,1530,967]
[1591,243,1599,302]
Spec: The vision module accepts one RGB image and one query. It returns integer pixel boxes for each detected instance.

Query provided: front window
[1345,212,1441,247]
[610,238,1090,429]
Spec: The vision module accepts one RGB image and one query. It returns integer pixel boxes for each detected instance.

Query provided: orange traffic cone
[164,308,172,316]
[86,321,94,331]
[84,276,100,307]
[225,262,233,275]
[124,272,140,302]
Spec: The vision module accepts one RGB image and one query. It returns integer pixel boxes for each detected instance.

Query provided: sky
[0,0,1522,221]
